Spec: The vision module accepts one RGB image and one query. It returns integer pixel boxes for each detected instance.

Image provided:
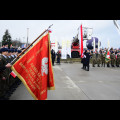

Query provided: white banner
[61,40,67,59]
[98,40,100,52]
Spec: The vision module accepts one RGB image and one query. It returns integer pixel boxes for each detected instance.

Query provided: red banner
[11,33,55,100]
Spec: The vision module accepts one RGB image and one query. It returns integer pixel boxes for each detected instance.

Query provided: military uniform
[101,52,105,67]
[0,48,9,98]
[13,50,22,87]
[92,53,96,67]
[7,49,12,88]
[116,52,120,67]
[110,52,116,67]
[9,48,16,86]
[96,52,101,67]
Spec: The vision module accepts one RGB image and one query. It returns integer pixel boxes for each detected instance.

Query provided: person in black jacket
[85,49,91,71]
[51,49,56,66]
[0,48,12,72]
[81,50,87,70]
[56,50,61,65]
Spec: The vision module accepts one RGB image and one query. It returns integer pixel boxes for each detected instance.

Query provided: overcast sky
[0,20,120,48]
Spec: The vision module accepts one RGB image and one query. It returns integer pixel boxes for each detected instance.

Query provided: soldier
[51,49,56,66]
[14,50,22,85]
[116,51,120,67]
[0,48,12,99]
[81,50,87,70]
[110,51,116,67]
[85,49,91,71]
[96,51,101,67]
[92,51,96,67]
[14,48,18,57]
[17,50,22,56]
[101,50,105,67]
[7,49,12,62]
[2,42,8,48]
[7,49,13,88]
[9,48,17,90]
[56,50,61,65]
[10,48,16,62]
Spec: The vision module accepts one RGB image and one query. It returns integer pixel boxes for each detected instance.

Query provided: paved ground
[10,63,120,100]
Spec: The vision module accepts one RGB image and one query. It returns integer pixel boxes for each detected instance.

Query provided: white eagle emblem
[41,57,48,76]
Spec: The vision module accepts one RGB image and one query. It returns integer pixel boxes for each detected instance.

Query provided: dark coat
[85,52,91,65]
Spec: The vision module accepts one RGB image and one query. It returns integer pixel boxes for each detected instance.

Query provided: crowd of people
[81,47,120,71]
[0,41,120,99]
[0,43,24,100]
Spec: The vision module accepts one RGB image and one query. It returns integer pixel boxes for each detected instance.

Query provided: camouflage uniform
[96,53,101,67]
[92,53,96,67]
[110,52,116,67]
[116,53,120,67]
[101,52,105,67]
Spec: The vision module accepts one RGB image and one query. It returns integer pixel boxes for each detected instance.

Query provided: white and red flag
[105,50,111,63]
[10,71,17,78]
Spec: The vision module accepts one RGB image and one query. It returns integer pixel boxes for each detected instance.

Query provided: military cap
[4,42,8,45]
[8,49,11,53]
[17,50,21,53]
[15,48,17,52]
[10,48,15,53]
[1,48,8,52]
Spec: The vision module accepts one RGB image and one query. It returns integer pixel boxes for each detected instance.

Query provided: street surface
[10,63,120,100]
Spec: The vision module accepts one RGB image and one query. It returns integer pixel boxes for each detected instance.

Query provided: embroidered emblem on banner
[41,57,48,76]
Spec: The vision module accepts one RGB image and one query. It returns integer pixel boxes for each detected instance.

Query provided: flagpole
[11,24,53,65]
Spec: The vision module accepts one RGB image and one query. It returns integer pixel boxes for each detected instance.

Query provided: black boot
[84,66,86,70]
[86,66,89,71]
[92,65,95,67]
[98,65,100,67]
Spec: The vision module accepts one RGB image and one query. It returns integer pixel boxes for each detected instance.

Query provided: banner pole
[11,24,53,65]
